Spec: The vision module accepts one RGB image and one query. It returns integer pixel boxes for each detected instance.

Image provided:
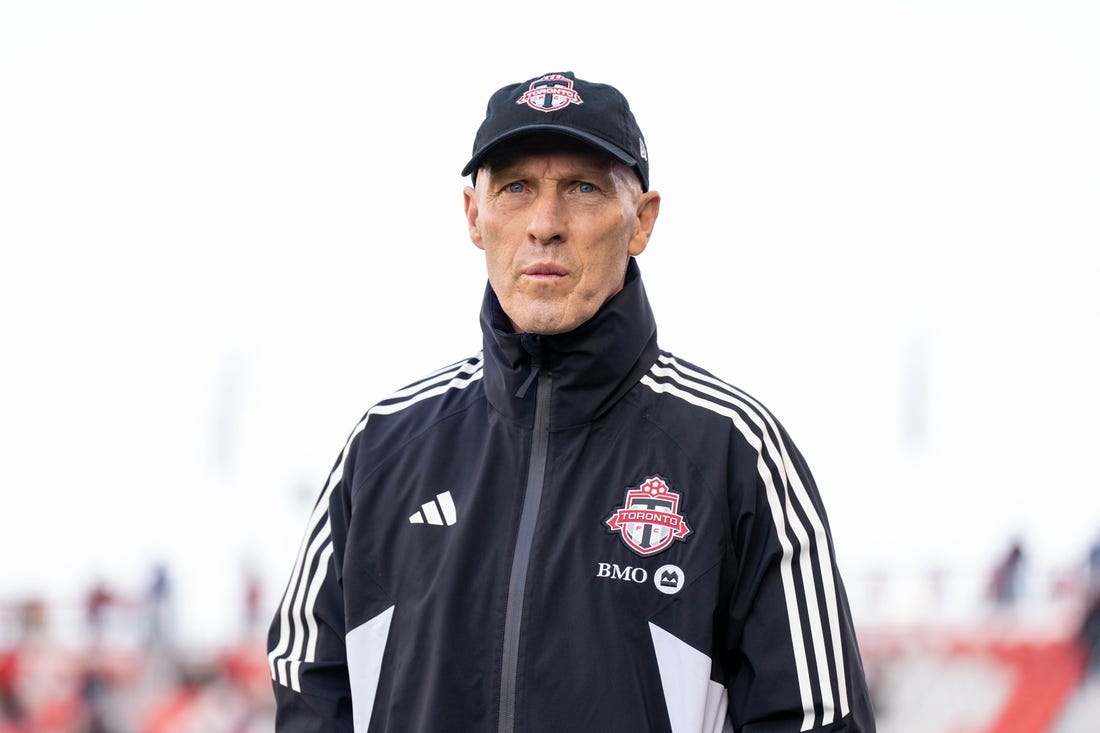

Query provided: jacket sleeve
[725,417,876,732]
[267,420,362,732]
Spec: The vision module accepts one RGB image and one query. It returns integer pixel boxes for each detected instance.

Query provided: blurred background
[2,1,1098,731]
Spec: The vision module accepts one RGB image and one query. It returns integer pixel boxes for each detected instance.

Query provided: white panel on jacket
[649,621,731,733]
[347,605,395,733]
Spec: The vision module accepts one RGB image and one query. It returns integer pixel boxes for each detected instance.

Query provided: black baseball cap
[461,71,650,192]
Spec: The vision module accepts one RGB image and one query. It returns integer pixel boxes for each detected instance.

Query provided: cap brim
[461,124,638,178]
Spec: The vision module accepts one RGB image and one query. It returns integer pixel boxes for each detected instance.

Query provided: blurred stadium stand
[858,556,1100,733]
[2,559,1099,732]
[0,593,273,733]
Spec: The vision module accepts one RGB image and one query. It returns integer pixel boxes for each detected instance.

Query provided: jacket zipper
[498,365,551,733]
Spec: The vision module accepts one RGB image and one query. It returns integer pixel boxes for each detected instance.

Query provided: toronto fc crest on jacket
[267,260,876,732]
[605,476,691,557]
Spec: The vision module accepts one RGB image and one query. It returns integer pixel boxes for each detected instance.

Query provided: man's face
[463,148,660,335]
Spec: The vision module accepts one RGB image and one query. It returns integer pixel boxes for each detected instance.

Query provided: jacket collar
[480,258,659,429]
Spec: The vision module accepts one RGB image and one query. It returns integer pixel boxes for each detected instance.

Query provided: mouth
[522,262,569,280]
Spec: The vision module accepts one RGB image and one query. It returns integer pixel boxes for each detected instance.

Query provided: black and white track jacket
[268,259,875,732]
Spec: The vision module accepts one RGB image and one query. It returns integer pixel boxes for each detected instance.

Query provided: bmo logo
[596,562,648,583]
[595,562,685,595]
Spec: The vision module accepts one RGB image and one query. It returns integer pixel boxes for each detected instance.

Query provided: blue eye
[578,182,596,193]
[507,182,525,193]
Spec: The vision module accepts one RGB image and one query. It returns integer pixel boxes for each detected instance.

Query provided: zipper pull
[514,362,540,399]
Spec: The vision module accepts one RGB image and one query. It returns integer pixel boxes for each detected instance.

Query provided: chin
[509,300,596,336]
[517,314,587,336]
[515,321,560,336]
[513,314,563,336]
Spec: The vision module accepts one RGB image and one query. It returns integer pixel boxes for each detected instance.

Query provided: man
[268,71,876,732]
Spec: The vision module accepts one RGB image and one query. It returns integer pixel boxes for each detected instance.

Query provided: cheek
[480,240,519,295]
[589,237,631,284]
[479,218,518,263]
[575,247,630,304]
[483,239,514,274]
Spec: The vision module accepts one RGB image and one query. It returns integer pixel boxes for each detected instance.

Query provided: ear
[627,190,661,257]
[463,186,485,251]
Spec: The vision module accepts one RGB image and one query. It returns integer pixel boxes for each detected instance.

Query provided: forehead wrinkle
[486,153,631,194]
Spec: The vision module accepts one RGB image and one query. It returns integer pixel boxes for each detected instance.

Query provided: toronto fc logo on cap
[516,74,583,113]
[605,476,691,557]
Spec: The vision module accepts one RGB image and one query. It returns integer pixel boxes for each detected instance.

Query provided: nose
[526,191,566,246]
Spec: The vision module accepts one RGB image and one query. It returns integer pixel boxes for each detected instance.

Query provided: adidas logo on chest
[408,491,457,526]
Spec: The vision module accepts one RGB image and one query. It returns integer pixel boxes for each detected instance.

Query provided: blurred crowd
[979,532,1100,677]
[859,530,1100,733]
[3,530,1099,733]
[0,566,273,733]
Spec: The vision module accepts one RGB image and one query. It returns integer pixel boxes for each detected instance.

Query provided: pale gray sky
[2,0,1098,644]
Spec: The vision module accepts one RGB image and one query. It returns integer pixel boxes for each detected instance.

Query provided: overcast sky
[2,1,1098,645]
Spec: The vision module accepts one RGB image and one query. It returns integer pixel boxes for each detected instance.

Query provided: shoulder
[371,353,484,412]
[639,351,779,422]
[346,352,485,454]
[635,350,790,453]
